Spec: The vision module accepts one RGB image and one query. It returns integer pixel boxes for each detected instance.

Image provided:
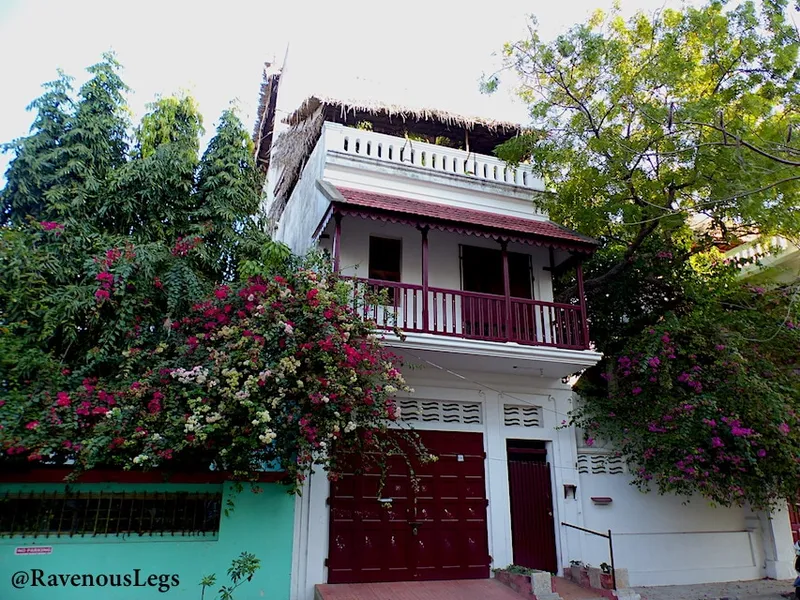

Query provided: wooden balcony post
[332,211,342,273]
[420,226,429,332]
[501,240,512,340]
[576,262,590,348]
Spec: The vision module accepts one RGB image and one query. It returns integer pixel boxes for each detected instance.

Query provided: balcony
[324,123,541,190]
[725,235,800,284]
[344,277,589,350]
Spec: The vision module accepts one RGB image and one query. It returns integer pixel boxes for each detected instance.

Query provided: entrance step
[316,579,554,600]
[553,577,610,600]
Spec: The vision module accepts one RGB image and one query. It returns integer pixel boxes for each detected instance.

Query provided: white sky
[0,0,682,181]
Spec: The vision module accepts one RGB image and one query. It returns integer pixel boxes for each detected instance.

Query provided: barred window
[0,491,222,538]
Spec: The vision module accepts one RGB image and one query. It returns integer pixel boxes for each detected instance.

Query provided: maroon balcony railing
[344,277,589,350]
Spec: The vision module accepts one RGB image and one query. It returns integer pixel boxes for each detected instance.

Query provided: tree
[486,0,800,507]
[0,72,73,225]
[0,57,424,490]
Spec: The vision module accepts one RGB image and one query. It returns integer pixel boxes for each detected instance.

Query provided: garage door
[327,431,489,584]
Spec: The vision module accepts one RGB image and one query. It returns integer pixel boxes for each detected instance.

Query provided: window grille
[398,399,483,425]
[503,404,543,427]
[0,491,222,538]
[576,454,625,475]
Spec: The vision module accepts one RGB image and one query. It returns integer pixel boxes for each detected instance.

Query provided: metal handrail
[561,522,617,590]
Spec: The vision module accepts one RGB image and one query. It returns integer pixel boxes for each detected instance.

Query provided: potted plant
[569,560,583,583]
[493,565,534,595]
[599,563,614,590]
[579,564,591,588]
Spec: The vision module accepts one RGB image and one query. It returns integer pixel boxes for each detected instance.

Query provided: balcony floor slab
[381,332,603,379]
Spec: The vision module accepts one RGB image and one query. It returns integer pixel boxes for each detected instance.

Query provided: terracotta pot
[513,574,531,594]
[569,565,582,582]
[600,573,613,589]
[579,569,591,588]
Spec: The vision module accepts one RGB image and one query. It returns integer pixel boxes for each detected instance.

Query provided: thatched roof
[252,62,282,175]
[285,95,522,149]
[252,66,527,229]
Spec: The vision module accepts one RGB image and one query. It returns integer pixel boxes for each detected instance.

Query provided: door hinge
[324,558,329,567]
[488,555,493,564]
[482,451,487,459]
[485,499,490,507]
[325,497,330,506]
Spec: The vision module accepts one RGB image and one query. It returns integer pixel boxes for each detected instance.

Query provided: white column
[759,503,796,579]
[485,390,514,569]
[290,470,330,600]
[551,391,584,572]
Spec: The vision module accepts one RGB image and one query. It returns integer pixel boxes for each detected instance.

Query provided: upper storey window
[369,236,402,283]
[461,245,533,299]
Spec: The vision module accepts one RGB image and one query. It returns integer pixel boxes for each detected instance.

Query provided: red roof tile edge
[333,186,597,252]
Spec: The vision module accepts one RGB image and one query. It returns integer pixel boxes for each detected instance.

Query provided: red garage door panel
[789,499,800,543]
[327,431,489,584]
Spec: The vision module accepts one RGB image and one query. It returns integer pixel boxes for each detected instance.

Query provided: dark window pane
[461,245,503,295]
[369,237,402,282]
[461,245,532,298]
[509,253,533,299]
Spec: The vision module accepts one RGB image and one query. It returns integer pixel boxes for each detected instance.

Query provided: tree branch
[680,121,800,167]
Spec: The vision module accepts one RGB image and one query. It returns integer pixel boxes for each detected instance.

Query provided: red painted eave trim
[331,186,599,254]
[0,468,287,485]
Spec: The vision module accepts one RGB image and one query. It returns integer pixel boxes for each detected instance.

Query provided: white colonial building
[252,59,797,599]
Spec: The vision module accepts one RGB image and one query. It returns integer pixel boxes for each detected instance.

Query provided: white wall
[576,467,764,586]
[274,139,329,254]
[323,150,543,220]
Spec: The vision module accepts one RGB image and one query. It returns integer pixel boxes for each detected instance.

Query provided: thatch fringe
[285,95,520,133]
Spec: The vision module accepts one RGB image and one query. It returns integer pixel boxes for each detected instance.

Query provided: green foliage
[495,1,800,251]
[200,552,261,600]
[0,56,428,491]
[496,564,536,575]
[0,72,73,224]
[492,1,800,506]
[0,55,284,377]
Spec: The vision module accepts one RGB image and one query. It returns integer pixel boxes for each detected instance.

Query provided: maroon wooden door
[789,499,800,543]
[327,431,489,584]
[508,460,558,573]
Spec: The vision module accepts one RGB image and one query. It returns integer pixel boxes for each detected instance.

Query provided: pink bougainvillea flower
[25,421,39,430]
[94,289,110,301]
[56,392,71,407]
[40,221,64,231]
[779,422,791,435]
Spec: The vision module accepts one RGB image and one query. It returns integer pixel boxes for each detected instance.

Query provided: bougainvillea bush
[2,262,423,492]
[0,55,427,492]
[572,281,800,509]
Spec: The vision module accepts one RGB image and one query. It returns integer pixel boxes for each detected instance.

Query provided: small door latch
[409,521,422,536]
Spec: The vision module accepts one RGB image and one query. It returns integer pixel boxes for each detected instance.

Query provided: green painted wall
[0,482,294,599]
